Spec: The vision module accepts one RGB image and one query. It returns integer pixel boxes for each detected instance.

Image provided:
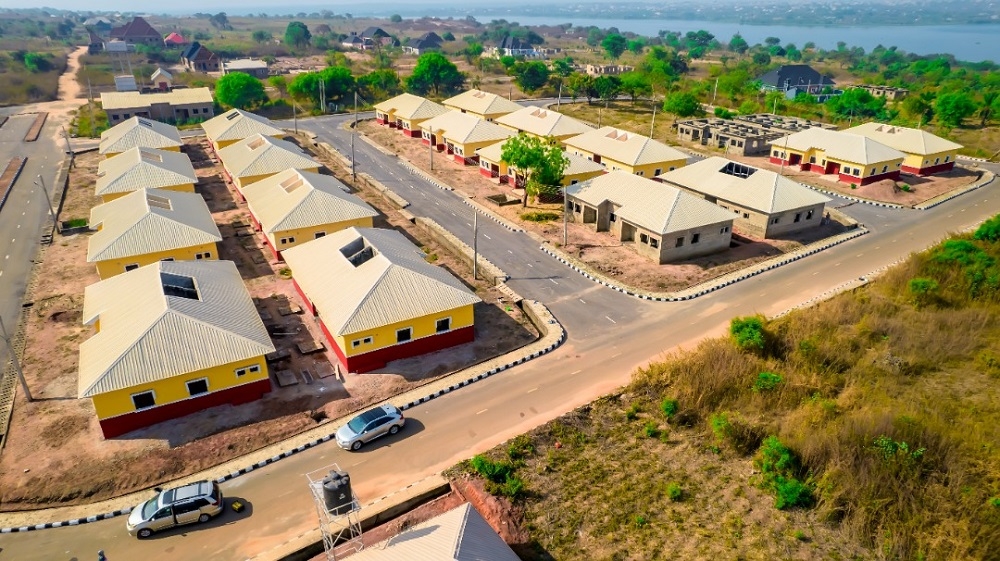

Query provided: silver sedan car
[336,404,405,451]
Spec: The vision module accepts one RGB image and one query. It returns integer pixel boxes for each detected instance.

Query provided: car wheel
[389,425,400,435]
[137,528,153,539]
[198,513,211,523]
[351,440,363,451]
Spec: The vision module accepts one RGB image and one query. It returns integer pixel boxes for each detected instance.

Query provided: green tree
[287,66,355,108]
[586,28,604,47]
[389,14,403,23]
[500,134,569,207]
[252,30,272,44]
[601,33,628,61]
[552,57,575,77]
[405,52,465,96]
[764,36,781,47]
[662,91,703,117]
[826,88,889,120]
[619,72,652,103]
[935,92,976,127]
[284,21,311,48]
[626,39,645,55]
[978,91,998,127]
[512,61,550,94]
[728,33,749,56]
[566,73,596,104]
[215,72,267,110]
[442,31,455,41]
[358,69,401,101]
[593,75,621,106]
[268,75,287,94]
[752,51,772,66]
[903,91,936,125]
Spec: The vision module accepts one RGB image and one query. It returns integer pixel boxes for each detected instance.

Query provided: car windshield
[347,415,369,433]
[140,498,159,519]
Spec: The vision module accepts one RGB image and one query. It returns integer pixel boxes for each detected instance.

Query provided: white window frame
[435,317,452,333]
[248,364,261,374]
[235,367,248,377]
[186,378,209,396]
[314,232,326,239]
[363,336,373,344]
[396,327,413,343]
[124,263,140,272]
[131,390,156,410]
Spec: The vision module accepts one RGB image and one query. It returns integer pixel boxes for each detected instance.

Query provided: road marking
[0,271,3,277]
[526,263,533,268]
[856,254,864,257]
[4,255,8,260]
[409,184,414,189]
[526,387,538,394]
[16,224,19,229]
[450,212,456,216]
[606,316,616,324]
[434,201,439,206]
[483,234,491,240]
[549,278,558,284]
[476,408,488,415]
[467,223,472,227]
[579,298,586,304]
[611,352,621,358]
[570,369,582,375]
[812,271,819,275]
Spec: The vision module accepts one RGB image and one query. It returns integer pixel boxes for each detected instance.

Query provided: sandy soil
[360,120,850,293]
[0,137,538,511]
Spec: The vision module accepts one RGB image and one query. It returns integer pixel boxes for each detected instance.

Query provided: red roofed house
[164,32,187,47]
[110,16,162,47]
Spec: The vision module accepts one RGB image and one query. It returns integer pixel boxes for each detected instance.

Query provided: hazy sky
[16,0,529,12]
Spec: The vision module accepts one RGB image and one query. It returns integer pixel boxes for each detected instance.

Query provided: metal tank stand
[306,463,364,560]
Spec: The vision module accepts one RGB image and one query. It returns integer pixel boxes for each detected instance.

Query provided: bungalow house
[87,30,104,54]
[562,126,689,177]
[495,106,592,142]
[83,16,113,33]
[150,67,173,91]
[243,169,378,260]
[402,32,442,55]
[770,128,905,186]
[492,35,540,58]
[181,41,220,72]
[99,117,183,158]
[442,89,523,122]
[216,134,319,196]
[109,16,161,47]
[758,64,835,94]
[201,109,285,151]
[585,64,634,76]
[221,58,269,79]
[373,93,449,137]
[341,33,372,50]
[79,260,275,438]
[283,227,481,374]
[100,87,215,124]
[477,139,604,187]
[566,171,735,264]
[163,32,187,47]
[844,122,962,175]
[657,157,831,239]
[855,85,908,101]
[95,146,197,202]
[419,111,514,165]
[87,188,221,279]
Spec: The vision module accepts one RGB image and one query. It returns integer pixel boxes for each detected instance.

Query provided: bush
[633,514,648,527]
[908,277,939,307]
[666,482,683,502]
[753,436,814,510]
[506,435,535,462]
[520,211,561,222]
[730,315,766,353]
[660,398,678,419]
[752,372,783,392]
[772,476,814,509]
[470,455,527,499]
[643,421,660,438]
[974,214,1000,242]
[625,403,641,420]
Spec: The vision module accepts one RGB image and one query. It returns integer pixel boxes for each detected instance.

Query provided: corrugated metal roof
[201,109,285,144]
[100,87,214,110]
[99,117,182,155]
[566,171,734,234]
[442,89,523,117]
[496,106,593,138]
[374,93,449,121]
[95,146,197,197]
[79,260,275,397]
[243,169,378,234]
[420,111,514,145]
[282,227,481,336]
[845,122,963,155]
[774,127,905,165]
[87,188,222,262]
[658,156,830,214]
[217,134,318,179]
[563,126,689,167]
[347,503,521,561]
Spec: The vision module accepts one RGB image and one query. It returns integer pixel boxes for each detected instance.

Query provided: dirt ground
[360,120,851,293]
[0,137,538,511]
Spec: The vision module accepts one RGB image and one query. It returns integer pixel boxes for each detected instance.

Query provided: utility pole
[472,211,478,280]
[34,174,57,241]
[319,80,326,114]
[352,90,358,182]
[712,77,718,106]
[557,82,562,109]
[61,125,72,154]
[598,107,603,128]
[0,314,32,403]
[563,187,569,247]
[649,104,657,137]
[429,128,435,170]
[293,101,297,134]
[778,135,789,177]
[508,84,512,100]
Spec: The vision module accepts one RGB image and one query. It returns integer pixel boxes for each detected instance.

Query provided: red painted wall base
[403,129,421,138]
[98,378,272,438]
[902,161,954,175]
[320,323,475,374]
[769,156,786,166]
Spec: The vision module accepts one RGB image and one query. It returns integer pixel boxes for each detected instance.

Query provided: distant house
[585,64,633,76]
[341,33,371,50]
[477,139,604,187]
[100,87,215,124]
[493,35,539,58]
[495,106,592,142]
[313,24,332,35]
[657,157,831,239]
[855,85,908,101]
[562,126,689,177]
[87,30,104,54]
[109,16,161,47]
[442,89,523,122]
[83,16,113,33]
[181,41,220,72]
[222,58,269,79]
[362,27,390,40]
[402,32,442,55]
[566,171,735,264]
[419,111,514,165]
[150,67,172,91]
[201,109,285,151]
[373,93,449,137]
[99,117,183,158]
[845,122,961,175]
[770,127,905,186]
[94,146,197,202]
[758,64,835,94]
[163,32,187,47]
[216,134,319,195]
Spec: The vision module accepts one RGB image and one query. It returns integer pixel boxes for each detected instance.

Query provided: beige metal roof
[442,89,523,117]
[201,109,285,145]
[495,106,593,138]
[87,188,221,262]
[217,134,318,179]
[79,260,275,397]
[773,127,905,165]
[282,227,481,336]
[242,169,378,234]
[420,111,514,145]
[223,58,267,70]
[563,126,689,167]
[99,117,182,155]
[100,87,213,110]
[844,122,963,155]
[658,156,830,214]
[567,171,734,235]
[374,93,449,121]
[95,146,197,197]
[348,503,520,561]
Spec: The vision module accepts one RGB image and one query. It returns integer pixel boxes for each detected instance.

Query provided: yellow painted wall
[94,242,219,279]
[562,168,605,186]
[212,134,284,152]
[104,145,181,159]
[905,149,958,170]
[452,139,508,159]
[399,116,434,132]
[603,157,687,177]
[267,217,375,251]
[828,156,903,178]
[336,304,474,358]
[90,355,269,420]
[479,156,508,177]
[100,182,195,204]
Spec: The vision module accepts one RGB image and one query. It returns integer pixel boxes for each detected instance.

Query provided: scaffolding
[306,464,364,560]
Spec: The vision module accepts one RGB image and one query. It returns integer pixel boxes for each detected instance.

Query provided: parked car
[126,480,223,538]
[336,404,405,451]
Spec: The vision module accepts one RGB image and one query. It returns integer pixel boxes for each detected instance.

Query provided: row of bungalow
[82,110,480,437]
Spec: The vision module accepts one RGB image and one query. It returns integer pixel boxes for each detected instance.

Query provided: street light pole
[34,174,57,241]
[472,211,478,280]
[0,314,32,403]
[429,128,435,171]
[292,101,297,134]
[563,187,569,247]
[352,90,358,182]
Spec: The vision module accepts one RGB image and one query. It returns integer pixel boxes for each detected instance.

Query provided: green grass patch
[520,211,561,223]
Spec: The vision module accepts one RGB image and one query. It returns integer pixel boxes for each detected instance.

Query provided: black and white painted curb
[958,155,990,163]
[462,199,524,232]
[801,183,906,209]
[0,313,565,534]
[398,160,453,192]
[915,173,995,211]
[0,157,27,214]
[540,229,869,302]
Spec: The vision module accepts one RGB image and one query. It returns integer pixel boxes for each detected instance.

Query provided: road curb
[799,182,906,209]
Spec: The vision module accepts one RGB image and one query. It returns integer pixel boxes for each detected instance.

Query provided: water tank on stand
[322,470,353,513]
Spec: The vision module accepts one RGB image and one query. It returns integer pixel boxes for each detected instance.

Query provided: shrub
[730,315,766,353]
[643,421,660,438]
[908,277,939,307]
[752,372,783,392]
[520,211,561,222]
[710,412,731,443]
[64,218,87,228]
[753,436,814,510]
[660,398,678,419]
[625,403,641,420]
[900,184,911,192]
[634,515,648,527]
[772,476,814,509]
[974,214,1000,242]
[277,267,292,279]
[506,435,535,462]
[869,435,926,465]
[470,454,514,484]
[666,482,683,502]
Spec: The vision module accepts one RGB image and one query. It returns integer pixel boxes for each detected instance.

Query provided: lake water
[467,15,1000,63]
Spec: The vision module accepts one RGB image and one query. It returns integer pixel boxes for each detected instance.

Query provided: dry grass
[457,226,1000,560]
[0,50,67,106]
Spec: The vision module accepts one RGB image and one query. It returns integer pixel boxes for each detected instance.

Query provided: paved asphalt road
[1,113,999,561]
